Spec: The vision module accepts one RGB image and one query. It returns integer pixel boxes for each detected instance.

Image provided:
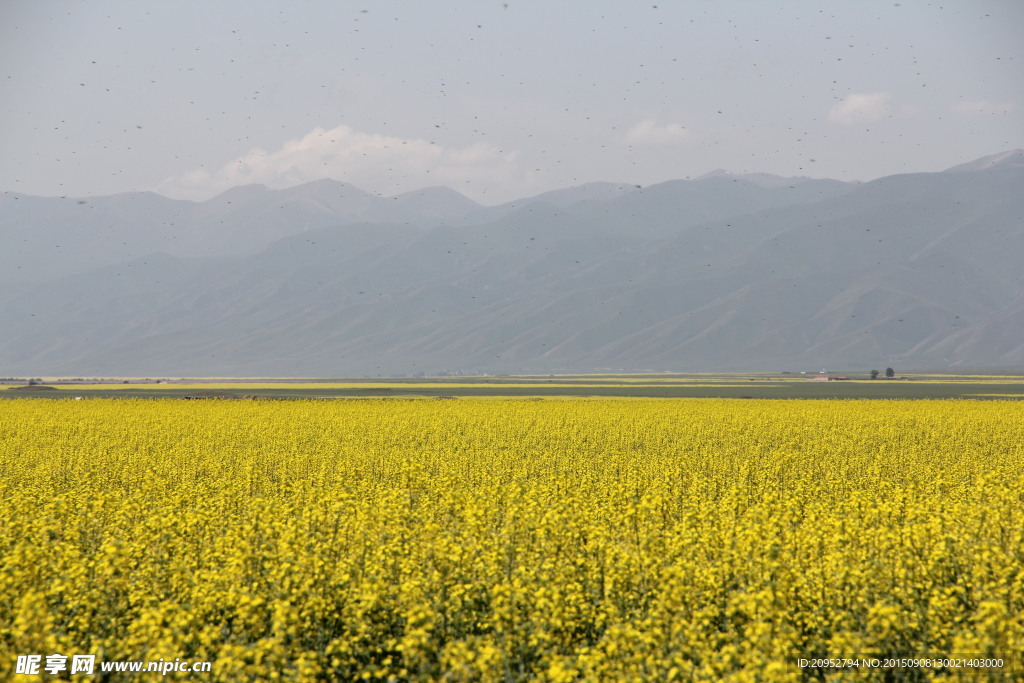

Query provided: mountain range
[2,150,1022,376]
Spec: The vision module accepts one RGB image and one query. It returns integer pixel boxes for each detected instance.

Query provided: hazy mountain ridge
[943,149,1024,173]
[0,173,854,283]
[0,181,483,283]
[1,152,1022,375]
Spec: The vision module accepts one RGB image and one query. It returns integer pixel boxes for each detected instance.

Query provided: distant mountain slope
[0,181,484,283]
[944,149,1024,172]
[0,191,192,284]
[1,174,855,284]
[0,152,1021,375]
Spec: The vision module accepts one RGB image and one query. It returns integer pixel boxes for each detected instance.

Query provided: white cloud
[624,120,691,144]
[950,99,1017,116]
[828,92,892,125]
[158,124,520,201]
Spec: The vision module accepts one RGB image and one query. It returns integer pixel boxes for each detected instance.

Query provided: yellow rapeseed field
[1,398,1022,681]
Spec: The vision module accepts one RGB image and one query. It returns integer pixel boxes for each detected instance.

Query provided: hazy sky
[2,0,1021,204]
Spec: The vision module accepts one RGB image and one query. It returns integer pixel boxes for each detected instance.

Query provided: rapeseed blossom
[1,398,1021,680]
